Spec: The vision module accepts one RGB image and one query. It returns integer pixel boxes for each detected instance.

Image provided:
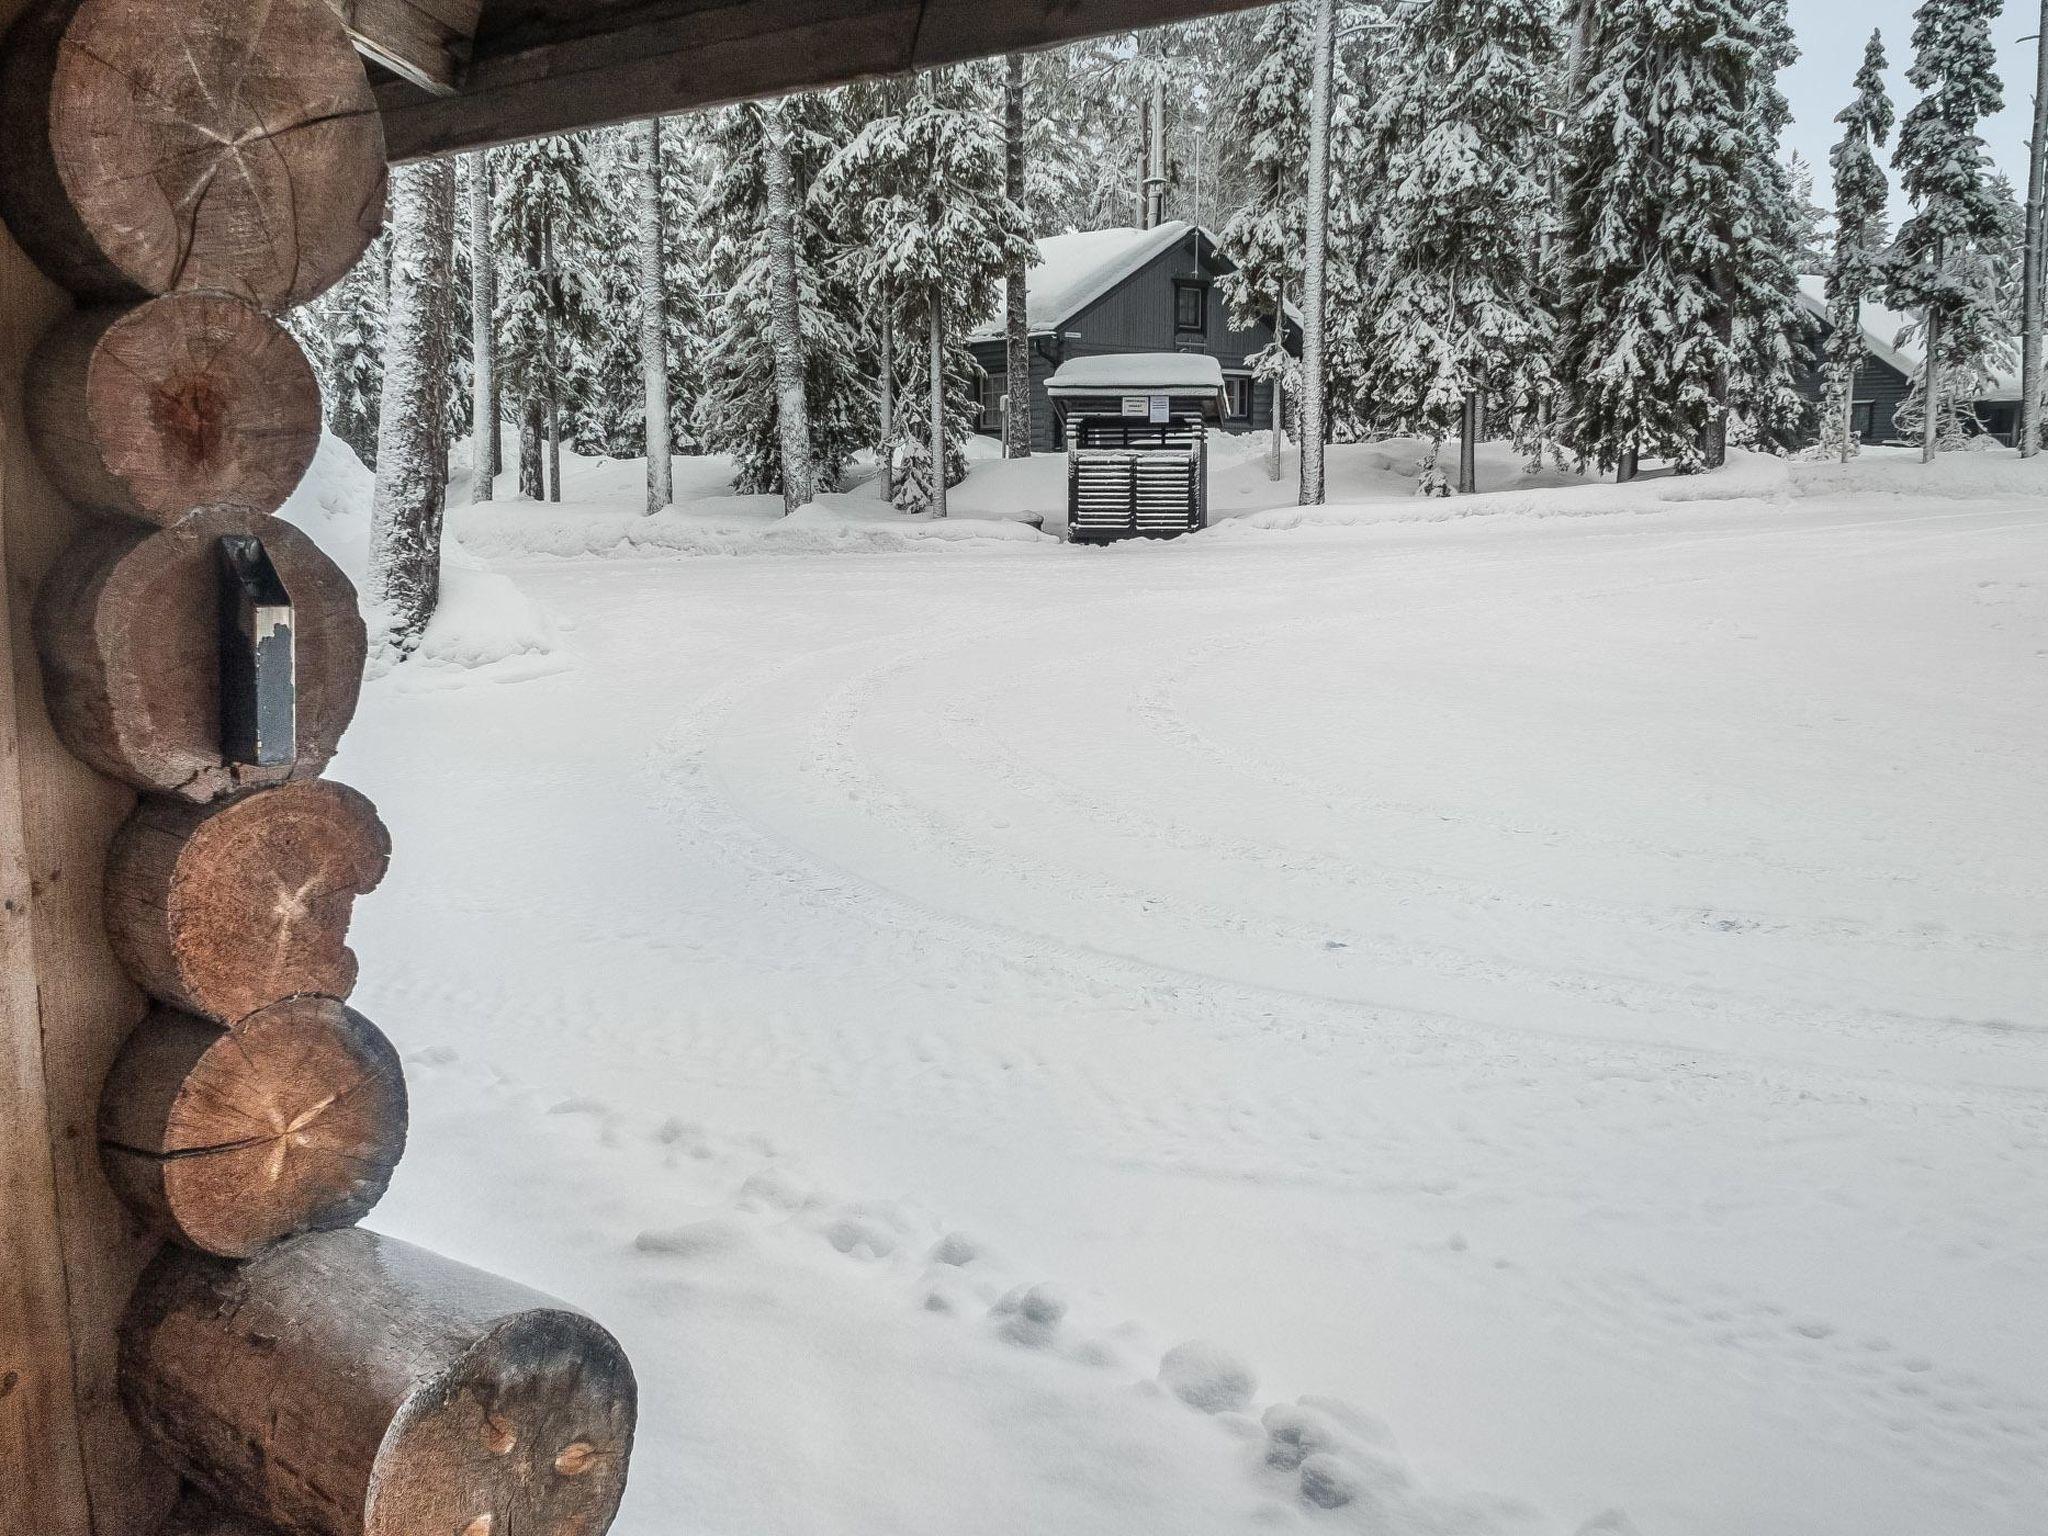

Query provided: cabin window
[1224,374,1252,420]
[977,370,1005,434]
[1174,281,1207,334]
[1851,401,1876,442]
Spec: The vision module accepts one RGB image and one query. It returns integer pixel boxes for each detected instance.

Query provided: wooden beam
[0,8,179,1535]
[328,0,482,94]
[377,0,1269,161]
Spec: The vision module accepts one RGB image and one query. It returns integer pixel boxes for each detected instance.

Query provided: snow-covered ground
[292,440,2048,1536]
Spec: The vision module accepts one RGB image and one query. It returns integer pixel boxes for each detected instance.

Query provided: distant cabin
[967,221,1301,452]
[1794,276,2023,447]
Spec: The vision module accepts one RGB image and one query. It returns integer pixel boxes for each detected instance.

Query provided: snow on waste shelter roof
[1046,352,1227,398]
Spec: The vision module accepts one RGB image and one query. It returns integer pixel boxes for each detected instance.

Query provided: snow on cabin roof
[967,222,1208,343]
[1045,352,1227,395]
[1794,275,2021,402]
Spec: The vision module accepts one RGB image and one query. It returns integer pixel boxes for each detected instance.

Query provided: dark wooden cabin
[1794,278,2021,446]
[967,221,1300,452]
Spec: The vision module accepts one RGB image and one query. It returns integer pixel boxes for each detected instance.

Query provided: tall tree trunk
[636,117,672,512]
[519,400,543,498]
[1617,444,1638,483]
[1458,392,1478,494]
[929,292,948,519]
[1922,257,1942,465]
[1840,343,1859,465]
[761,101,816,512]
[1268,290,1285,482]
[468,151,495,500]
[1704,264,1732,470]
[1297,0,1333,507]
[1003,53,1032,459]
[878,298,894,500]
[543,209,562,502]
[2022,6,2048,456]
[366,159,458,657]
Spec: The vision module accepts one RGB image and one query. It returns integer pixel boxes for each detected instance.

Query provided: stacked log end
[27,296,323,523]
[0,0,387,306]
[124,1231,639,1536]
[4,0,641,1530]
[36,508,366,801]
[106,780,391,1021]
[100,999,407,1259]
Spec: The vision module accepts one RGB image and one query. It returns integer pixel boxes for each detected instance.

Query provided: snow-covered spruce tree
[1885,0,2006,461]
[698,95,868,502]
[1216,0,1310,482]
[1354,0,1559,496]
[290,229,388,469]
[367,158,458,658]
[656,114,714,454]
[636,117,672,510]
[819,64,1032,516]
[494,131,609,499]
[1823,30,1893,462]
[1723,0,1816,460]
[1555,0,1781,477]
[1003,53,1033,458]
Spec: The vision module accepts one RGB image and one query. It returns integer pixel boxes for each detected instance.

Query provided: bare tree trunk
[542,209,562,501]
[367,158,457,657]
[1840,348,1858,465]
[1003,53,1032,459]
[1922,269,1942,465]
[1458,392,1478,494]
[1704,265,1732,470]
[1297,0,1333,506]
[2023,6,2048,456]
[519,399,543,498]
[1268,290,1285,482]
[762,101,816,512]
[929,291,948,519]
[468,150,495,500]
[1617,444,1638,483]
[878,297,894,500]
[636,117,672,511]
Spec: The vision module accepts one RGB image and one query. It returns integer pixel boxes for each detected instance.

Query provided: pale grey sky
[1781,0,2035,215]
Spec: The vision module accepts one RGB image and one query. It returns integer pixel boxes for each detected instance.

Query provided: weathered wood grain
[327,0,483,93]
[36,508,367,802]
[0,0,178,1520]
[99,998,407,1257]
[0,0,389,305]
[105,780,390,1021]
[124,1229,638,1536]
[375,0,1271,161]
[27,296,322,524]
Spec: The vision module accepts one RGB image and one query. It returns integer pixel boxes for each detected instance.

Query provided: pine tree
[1216,1,1309,482]
[1824,31,1893,461]
[1885,0,2006,461]
[1355,0,1559,494]
[367,159,458,657]
[1724,0,1816,459]
[1556,0,1781,477]
[819,64,1032,515]
[698,95,868,499]
[493,132,609,499]
[291,231,388,469]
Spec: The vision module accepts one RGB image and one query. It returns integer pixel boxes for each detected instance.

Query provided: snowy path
[336,493,2048,1536]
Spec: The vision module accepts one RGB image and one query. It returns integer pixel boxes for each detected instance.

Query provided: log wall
[0,3,176,1532]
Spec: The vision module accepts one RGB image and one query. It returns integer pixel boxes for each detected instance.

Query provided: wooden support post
[0,6,177,1533]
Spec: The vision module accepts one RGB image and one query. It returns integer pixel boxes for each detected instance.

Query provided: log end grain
[107,780,391,1020]
[100,998,407,1257]
[36,509,367,801]
[27,296,322,522]
[0,0,388,306]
